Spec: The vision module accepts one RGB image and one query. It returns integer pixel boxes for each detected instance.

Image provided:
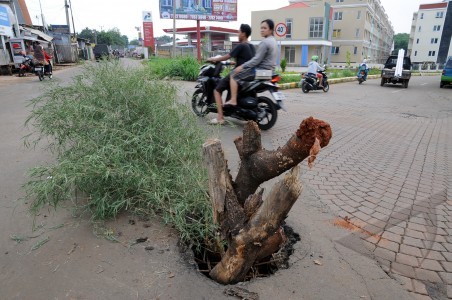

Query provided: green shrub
[147,56,200,81]
[24,61,214,248]
[279,74,301,84]
[280,58,287,73]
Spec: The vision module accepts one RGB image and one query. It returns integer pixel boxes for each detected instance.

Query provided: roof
[163,26,238,35]
[279,2,310,9]
[419,3,448,10]
[19,26,53,42]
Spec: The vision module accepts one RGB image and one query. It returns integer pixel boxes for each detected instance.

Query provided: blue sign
[0,6,10,27]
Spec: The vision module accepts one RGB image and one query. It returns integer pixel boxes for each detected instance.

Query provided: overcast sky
[25,0,444,40]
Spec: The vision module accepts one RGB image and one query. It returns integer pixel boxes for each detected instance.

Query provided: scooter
[300,68,329,93]
[357,65,367,84]
[191,61,286,130]
[34,62,53,81]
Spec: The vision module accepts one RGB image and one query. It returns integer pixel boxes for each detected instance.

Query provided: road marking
[420,83,428,86]
[391,89,405,94]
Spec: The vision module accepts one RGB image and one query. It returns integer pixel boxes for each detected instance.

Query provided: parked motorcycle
[18,55,34,77]
[300,68,329,93]
[191,62,286,130]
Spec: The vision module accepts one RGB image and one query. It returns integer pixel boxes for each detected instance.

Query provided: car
[440,56,452,88]
[380,55,412,88]
[93,44,112,60]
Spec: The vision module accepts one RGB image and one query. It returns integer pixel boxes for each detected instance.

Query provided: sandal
[208,118,225,125]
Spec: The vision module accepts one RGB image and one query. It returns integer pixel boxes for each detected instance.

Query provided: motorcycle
[191,61,286,130]
[18,55,34,77]
[357,65,367,84]
[300,68,329,93]
[34,62,52,81]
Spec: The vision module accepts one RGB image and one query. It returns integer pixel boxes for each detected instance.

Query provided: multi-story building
[407,1,452,66]
[250,0,393,66]
[250,1,333,67]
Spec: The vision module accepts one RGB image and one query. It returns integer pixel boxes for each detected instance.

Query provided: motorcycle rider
[358,58,369,81]
[206,24,255,125]
[226,19,278,107]
[307,55,324,88]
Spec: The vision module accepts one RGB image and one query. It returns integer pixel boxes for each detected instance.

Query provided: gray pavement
[254,75,451,299]
[0,62,450,299]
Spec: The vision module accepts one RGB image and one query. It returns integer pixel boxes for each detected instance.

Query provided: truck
[380,55,412,88]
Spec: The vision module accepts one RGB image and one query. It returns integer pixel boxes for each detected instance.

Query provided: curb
[278,74,381,90]
[277,72,441,90]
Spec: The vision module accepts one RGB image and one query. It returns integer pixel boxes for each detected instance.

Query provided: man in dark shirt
[206,24,255,125]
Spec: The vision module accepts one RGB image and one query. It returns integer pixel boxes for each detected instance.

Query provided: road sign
[275,23,287,37]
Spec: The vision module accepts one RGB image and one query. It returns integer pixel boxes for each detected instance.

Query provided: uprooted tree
[202,117,332,284]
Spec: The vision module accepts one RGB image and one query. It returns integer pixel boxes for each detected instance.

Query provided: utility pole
[172,0,176,58]
[64,0,70,32]
[68,0,76,39]
[38,0,46,32]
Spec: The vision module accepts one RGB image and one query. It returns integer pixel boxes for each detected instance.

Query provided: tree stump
[202,117,332,284]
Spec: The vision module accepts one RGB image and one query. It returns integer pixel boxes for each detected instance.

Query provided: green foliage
[78,27,128,46]
[280,58,287,73]
[24,61,214,248]
[393,33,409,55]
[345,51,351,68]
[146,56,200,81]
[279,74,301,84]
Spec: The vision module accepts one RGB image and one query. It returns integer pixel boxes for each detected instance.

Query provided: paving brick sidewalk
[263,75,452,299]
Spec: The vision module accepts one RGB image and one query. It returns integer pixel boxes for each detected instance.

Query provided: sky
[24,0,446,41]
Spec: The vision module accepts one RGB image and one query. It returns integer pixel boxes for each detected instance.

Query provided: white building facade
[408,1,452,66]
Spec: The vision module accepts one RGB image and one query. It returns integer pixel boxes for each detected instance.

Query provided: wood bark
[202,117,332,284]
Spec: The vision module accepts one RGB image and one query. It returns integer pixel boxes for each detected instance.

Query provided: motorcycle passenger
[206,24,255,125]
[358,59,369,81]
[227,19,278,107]
[32,41,48,68]
[307,55,324,88]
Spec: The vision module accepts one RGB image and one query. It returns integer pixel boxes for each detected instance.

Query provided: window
[331,46,340,54]
[428,51,436,56]
[418,26,421,32]
[354,46,358,55]
[420,13,424,19]
[334,12,343,20]
[309,17,324,38]
[336,0,344,2]
[286,19,292,39]
[431,38,438,44]
[333,29,341,38]
[355,28,360,38]
[414,51,417,56]
[284,46,295,64]
[433,25,441,31]
[436,11,444,18]
[357,11,361,19]
[162,0,172,6]
[416,38,419,44]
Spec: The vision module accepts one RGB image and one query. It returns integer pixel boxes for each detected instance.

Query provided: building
[251,1,333,67]
[407,1,452,66]
[250,0,393,66]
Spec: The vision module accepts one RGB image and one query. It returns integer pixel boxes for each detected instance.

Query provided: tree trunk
[202,117,332,284]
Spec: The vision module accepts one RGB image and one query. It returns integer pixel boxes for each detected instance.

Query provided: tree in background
[392,33,409,55]
[78,27,128,46]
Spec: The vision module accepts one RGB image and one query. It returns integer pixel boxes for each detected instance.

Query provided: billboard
[160,0,237,21]
[142,11,155,50]
[0,4,13,37]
